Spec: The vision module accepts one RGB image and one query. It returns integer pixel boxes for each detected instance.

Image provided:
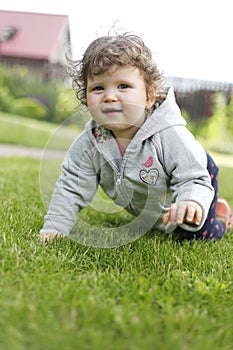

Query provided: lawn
[0,111,233,349]
[0,155,233,350]
[0,112,79,150]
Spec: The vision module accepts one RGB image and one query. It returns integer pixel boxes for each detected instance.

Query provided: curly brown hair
[67,33,166,107]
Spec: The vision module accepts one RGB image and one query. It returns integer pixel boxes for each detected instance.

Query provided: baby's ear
[146,94,156,109]
[146,87,156,109]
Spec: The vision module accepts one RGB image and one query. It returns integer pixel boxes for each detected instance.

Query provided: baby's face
[86,65,155,140]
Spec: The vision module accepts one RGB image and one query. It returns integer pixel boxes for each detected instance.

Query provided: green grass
[0,157,233,350]
[0,112,79,150]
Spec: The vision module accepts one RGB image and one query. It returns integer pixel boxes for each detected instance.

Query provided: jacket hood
[136,87,186,142]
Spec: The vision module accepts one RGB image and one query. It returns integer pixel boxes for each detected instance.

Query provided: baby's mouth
[102,108,123,115]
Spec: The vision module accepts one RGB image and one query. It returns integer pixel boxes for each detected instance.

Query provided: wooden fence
[166,77,233,120]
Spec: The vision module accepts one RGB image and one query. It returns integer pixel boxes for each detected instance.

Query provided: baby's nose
[103,89,119,102]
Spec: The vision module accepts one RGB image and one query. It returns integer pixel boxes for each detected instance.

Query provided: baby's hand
[163,200,203,226]
[39,231,65,242]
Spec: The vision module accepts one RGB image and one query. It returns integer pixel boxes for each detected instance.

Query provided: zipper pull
[116,174,122,185]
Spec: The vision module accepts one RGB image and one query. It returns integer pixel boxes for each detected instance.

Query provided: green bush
[0,64,78,123]
[53,83,78,124]
[0,84,49,120]
[190,92,233,154]
[204,93,229,140]
[226,93,233,132]
[0,86,13,112]
[10,97,48,120]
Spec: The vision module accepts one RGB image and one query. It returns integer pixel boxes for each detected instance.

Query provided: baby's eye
[118,83,128,89]
[93,86,104,91]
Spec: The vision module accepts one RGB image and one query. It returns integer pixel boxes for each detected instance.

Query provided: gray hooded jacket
[41,87,214,236]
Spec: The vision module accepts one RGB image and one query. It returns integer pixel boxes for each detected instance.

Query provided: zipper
[111,156,135,212]
[116,158,127,186]
[115,170,134,212]
[116,173,122,185]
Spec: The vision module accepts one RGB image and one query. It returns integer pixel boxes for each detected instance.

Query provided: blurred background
[0,0,232,154]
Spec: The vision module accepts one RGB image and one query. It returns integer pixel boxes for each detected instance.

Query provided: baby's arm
[40,134,99,241]
[162,200,203,226]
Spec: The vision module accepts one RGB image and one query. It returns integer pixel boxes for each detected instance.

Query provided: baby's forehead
[87,66,145,87]
[93,64,118,73]
[89,64,140,77]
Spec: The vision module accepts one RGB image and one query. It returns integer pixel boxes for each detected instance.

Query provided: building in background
[0,10,70,79]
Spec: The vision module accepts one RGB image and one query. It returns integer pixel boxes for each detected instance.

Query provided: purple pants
[175,153,225,241]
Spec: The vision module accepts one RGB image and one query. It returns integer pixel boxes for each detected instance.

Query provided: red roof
[0,10,69,61]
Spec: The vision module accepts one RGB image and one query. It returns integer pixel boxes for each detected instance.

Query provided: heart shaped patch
[139,168,159,186]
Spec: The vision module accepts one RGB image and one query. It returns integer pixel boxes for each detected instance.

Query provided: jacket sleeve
[160,126,214,231]
[40,137,98,236]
